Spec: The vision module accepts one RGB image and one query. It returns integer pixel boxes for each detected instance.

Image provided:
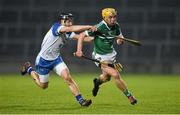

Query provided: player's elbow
[65,27,73,32]
[78,32,86,40]
[80,32,86,38]
[83,37,94,42]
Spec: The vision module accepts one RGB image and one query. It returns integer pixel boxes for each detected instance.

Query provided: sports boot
[20,62,32,75]
[92,78,101,96]
[128,96,137,105]
[80,99,92,107]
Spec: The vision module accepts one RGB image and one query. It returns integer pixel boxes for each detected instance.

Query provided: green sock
[123,89,132,98]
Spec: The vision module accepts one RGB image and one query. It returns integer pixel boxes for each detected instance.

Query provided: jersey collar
[102,20,111,30]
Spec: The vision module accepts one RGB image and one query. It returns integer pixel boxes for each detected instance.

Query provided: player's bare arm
[75,32,87,57]
[73,34,94,42]
[75,26,96,57]
[83,36,94,42]
[58,13,96,33]
[60,25,93,33]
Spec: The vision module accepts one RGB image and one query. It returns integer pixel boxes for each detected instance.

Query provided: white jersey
[38,22,75,60]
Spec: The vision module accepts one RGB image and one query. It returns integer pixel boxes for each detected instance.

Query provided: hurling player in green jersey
[76,8,137,105]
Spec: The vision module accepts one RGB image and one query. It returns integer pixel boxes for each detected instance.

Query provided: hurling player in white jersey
[20,13,95,107]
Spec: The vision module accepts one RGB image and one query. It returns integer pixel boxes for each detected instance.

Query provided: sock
[123,89,132,98]
[75,94,84,104]
[27,67,33,75]
[97,78,103,85]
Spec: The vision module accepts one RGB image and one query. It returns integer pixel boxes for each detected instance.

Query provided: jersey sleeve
[51,23,64,36]
[85,23,101,37]
[116,23,123,36]
[85,30,95,37]
[118,28,122,36]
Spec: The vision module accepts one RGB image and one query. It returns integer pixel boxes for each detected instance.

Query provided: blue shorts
[35,56,63,75]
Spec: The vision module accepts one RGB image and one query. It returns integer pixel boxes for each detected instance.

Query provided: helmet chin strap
[61,18,68,23]
[64,19,68,23]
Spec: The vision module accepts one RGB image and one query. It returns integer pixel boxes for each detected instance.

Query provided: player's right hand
[74,51,83,57]
[116,38,124,45]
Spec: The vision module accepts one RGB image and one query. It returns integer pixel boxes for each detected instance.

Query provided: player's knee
[104,75,111,82]
[111,72,119,79]
[64,76,73,84]
[106,76,111,81]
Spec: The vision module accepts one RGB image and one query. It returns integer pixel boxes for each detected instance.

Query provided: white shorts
[38,62,68,83]
[92,50,117,67]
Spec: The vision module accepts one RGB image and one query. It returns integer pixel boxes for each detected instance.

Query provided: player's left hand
[117,38,124,45]
[89,26,97,32]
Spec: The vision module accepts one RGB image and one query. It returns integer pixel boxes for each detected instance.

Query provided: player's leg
[20,62,49,89]
[99,72,111,83]
[53,61,92,107]
[92,52,112,96]
[92,71,111,96]
[92,51,117,96]
[101,65,137,105]
[30,71,49,89]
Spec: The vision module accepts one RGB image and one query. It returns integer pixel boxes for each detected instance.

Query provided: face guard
[60,13,73,22]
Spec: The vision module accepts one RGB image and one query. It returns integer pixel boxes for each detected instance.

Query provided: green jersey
[86,20,122,55]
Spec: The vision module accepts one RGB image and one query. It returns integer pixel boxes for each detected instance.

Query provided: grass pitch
[0,73,180,114]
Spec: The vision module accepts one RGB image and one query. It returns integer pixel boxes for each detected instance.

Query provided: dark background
[0,0,180,74]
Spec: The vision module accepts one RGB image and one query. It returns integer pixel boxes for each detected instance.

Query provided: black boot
[20,62,32,75]
[80,99,92,107]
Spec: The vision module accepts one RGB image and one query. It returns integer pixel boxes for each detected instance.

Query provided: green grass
[0,73,180,114]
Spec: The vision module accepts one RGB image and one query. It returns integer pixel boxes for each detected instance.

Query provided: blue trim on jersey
[35,56,63,75]
[52,23,61,36]
[66,32,72,38]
